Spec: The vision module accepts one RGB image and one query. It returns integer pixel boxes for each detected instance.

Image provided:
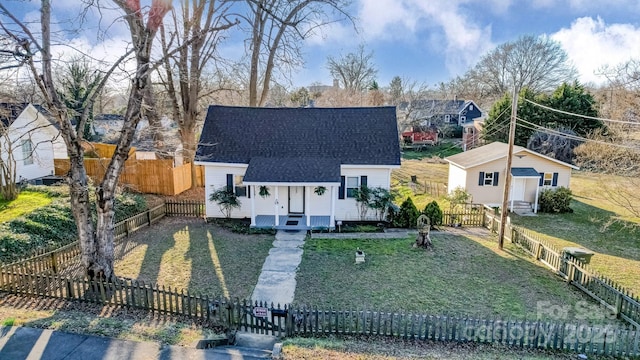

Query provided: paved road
[0,326,272,360]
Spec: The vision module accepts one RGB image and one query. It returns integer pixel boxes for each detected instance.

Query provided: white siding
[203,163,394,222]
[336,167,391,221]
[447,165,467,193]
[1,105,59,182]
[204,164,250,218]
[454,154,573,205]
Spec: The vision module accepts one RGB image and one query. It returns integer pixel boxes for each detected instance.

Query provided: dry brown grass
[391,159,449,210]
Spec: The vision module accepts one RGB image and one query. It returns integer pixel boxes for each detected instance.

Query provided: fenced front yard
[1,200,639,357]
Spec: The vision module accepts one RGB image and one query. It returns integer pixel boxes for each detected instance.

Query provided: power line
[515,117,640,151]
[524,98,640,126]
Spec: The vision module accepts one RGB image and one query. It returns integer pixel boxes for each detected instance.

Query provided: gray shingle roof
[243,157,341,183]
[511,167,540,177]
[196,106,401,167]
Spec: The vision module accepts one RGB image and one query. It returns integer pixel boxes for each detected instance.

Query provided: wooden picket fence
[286,306,640,357]
[483,209,640,329]
[0,263,638,357]
[165,200,205,217]
[1,204,166,274]
[442,203,485,227]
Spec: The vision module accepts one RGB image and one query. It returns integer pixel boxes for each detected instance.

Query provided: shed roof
[445,142,579,170]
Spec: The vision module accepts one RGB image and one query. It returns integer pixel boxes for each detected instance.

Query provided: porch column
[509,182,514,212]
[534,182,540,213]
[274,186,279,226]
[250,185,256,226]
[330,186,336,228]
[305,186,311,227]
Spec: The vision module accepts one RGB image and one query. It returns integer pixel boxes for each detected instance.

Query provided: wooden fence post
[50,252,58,274]
[565,260,573,283]
[535,242,542,261]
[615,292,623,318]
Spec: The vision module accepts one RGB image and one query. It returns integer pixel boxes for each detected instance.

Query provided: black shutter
[226,174,233,192]
[360,176,368,187]
[247,185,251,198]
[539,173,544,186]
[493,172,499,186]
[552,173,559,186]
[339,176,345,199]
[478,172,484,186]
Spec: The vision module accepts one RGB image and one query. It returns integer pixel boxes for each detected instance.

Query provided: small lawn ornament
[355,247,365,263]
[414,215,434,250]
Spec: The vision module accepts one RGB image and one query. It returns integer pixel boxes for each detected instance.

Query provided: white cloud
[355,0,496,76]
[551,17,640,84]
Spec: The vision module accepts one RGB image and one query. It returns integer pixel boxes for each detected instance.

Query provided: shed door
[288,186,305,214]
[509,178,526,201]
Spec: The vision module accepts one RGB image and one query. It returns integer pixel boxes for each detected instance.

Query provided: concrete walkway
[0,326,271,359]
[250,230,306,306]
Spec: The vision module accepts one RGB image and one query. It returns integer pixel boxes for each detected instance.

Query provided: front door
[509,178,526,202]
[288,186,305,214]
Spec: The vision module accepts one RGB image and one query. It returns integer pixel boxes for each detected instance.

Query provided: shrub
[209,187,241,218]
[114,192,147,222]
[23,184,69,197]
[539,187,573,213]
[394,197,420,228]
[423,201,443,229]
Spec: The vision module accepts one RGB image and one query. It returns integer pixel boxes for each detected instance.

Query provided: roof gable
[196,106,401,166]
[445,141,578,170]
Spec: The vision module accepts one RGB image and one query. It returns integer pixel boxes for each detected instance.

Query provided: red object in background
[402,126,438,145]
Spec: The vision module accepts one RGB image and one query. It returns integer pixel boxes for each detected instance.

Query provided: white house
[0,103,65,183]
[444,142,578,212]
[195,105,401,230]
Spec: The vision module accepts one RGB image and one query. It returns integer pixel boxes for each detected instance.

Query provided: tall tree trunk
[142,86,165,155]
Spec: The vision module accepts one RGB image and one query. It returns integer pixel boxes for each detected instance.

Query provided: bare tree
[0,0,172,279]
[465,35,576,99]
[157,0,236,186]
[242,0,352,107]
[327,44,377,93]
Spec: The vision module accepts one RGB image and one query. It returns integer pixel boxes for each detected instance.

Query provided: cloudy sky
[3,0,640,89]
[294,0,640,88]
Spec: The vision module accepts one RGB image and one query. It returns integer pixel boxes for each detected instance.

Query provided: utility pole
[498,86,519,249]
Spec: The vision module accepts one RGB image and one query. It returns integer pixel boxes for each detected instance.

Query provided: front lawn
[294,230,607,322]
[114,218,274,299]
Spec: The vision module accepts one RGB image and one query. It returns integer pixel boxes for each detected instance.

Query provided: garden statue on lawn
[414,215,434,250]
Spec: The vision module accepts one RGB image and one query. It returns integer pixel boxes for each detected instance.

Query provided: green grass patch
[115,219,274,299]
[0,186,149,264]
[511,200,640,294]
[401,143,463,160]
[0,191,53,223]
[295,232,607,322]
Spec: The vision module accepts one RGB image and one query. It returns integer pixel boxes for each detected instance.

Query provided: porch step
[510,201,532,210]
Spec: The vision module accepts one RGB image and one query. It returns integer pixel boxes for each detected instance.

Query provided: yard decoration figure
[414,215,434,250]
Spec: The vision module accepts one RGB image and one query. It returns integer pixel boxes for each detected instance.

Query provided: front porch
[254,215,333,230]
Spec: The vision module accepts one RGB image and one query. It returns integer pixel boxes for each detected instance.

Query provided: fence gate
[231,299,288,337]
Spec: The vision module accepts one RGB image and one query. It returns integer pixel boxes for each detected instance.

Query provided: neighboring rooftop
[0,103,51,128]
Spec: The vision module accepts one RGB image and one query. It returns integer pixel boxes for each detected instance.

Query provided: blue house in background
[400,99,483,127]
